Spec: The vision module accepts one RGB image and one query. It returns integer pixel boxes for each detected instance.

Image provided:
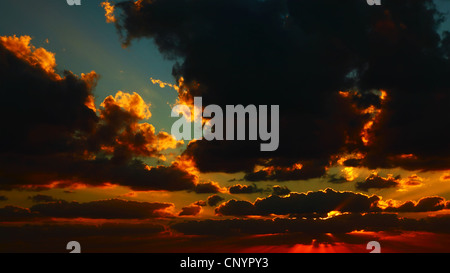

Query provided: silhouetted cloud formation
[172,214,450,236]
[30,199,175,219]
[28,195,61,203]
[179,204,202,216]
[272,185,291,196]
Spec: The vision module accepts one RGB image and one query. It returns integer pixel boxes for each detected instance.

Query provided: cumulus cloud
[385,196,450,212]
[229,184,263,194]
[0,35,195,192]
[178,204,202,216]
[111,0,450,181]
[29,199,175,219]
[0,222,165,252]
[355,173,401,191]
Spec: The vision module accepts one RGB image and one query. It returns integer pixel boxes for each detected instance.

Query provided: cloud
[101,0,117,23]
[0,35,195,192]
[0,156,198,192]
[0,196,8,202]
[28,194,61,203]
[385,196,450,212]
[92,91,182,163]
[216,188,381,216]
[327,172,353,184]
[172,213,450,236]
[440,173,450,181]
[193,200,207,207]
[0,35,57,75]
[179,204,202,216]
[271,185,291,196]
[206,194,225,207]
[355,173,401,191]
[29,199,175,219]
[0,222,165,253]
[112,0,450,180]
[0,206,41,222]
[192,181,224,194]
[229,184,263,194]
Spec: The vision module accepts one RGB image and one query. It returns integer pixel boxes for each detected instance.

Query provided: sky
[1,0,450,253]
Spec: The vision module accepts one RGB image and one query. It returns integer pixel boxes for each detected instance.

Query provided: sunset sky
[1,0,450,253]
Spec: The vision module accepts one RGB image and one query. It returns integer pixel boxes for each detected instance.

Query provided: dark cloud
[178,204,202,216]
[113,0,371,179]
[0,206,39,222]
[0,36,196,193]
[30,199,174,219]
[0,222,165,253]
[385,196,449,212]
[327,174,350,184]
[355,173,401,191]
[0,156,197,192]
[271,185,291,196]
[193,200,207,207]
[113,0,450,178]
[172,213,450,236]
[216,188,381,216]
[28,194,61,203]
[229,184,263,194]
[191,181,223,194]
[206,194,225,207]
[0,196,7,202]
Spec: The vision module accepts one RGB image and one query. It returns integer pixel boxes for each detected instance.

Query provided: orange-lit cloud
[102,91,151,120]
[0,35,57,76]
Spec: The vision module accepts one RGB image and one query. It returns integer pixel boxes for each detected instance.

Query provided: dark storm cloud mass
[216,188,381,216]
[29,199,175,219]
[114,0,450,178]
[0,36,198,192]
